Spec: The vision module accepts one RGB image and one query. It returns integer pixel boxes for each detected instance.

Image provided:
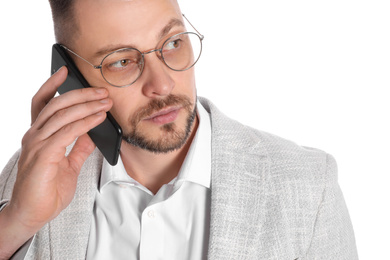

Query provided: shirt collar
[174,101,211,189]
[99,100,212,191]
[100,154,136,191]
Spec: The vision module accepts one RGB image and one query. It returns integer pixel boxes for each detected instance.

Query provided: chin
[122,101,197,153]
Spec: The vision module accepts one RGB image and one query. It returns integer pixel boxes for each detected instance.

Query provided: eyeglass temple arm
[61,15,202,69]
[182,14,204,40]
[60,45,102,69]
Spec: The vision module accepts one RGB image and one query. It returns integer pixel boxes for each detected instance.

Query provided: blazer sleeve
[0,149,21,205]
[303,154,359,259]
[0,150,34,260]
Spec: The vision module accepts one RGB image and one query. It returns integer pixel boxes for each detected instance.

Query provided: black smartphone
[51,43,122,166]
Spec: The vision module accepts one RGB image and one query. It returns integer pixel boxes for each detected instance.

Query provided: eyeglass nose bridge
[141,48,166,67]
[143,48,162,55]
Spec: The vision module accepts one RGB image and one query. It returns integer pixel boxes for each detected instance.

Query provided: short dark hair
[48,0,78,46]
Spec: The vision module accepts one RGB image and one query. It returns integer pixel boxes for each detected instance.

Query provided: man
[0,0,358,259]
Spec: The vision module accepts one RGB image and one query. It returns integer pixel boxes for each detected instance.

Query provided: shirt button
[147,210,155,219]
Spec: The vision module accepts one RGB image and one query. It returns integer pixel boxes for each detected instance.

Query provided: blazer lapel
[200,98,270,259]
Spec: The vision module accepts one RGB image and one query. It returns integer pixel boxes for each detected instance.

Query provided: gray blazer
[0,98,358,259]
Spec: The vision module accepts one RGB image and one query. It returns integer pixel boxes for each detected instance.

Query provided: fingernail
[52,66,64,75]
[100,98,109,104]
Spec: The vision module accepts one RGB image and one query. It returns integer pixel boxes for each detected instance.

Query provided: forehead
[73,0,183,53]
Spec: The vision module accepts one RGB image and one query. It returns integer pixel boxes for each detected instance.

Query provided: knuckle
[59,123,80,144]
[79,87,97,97]
[31,94,37,104]
[31,93,40,107]
[21,131,40,156]
[21,128,39,148]
[61,122,76,136]
[62,116,94,137]
[75,87,89,96]
[21,131,31,147]
[79,87,89,94]
[46,95,60,107]
[54,108,69,120]
[87,100,101,110]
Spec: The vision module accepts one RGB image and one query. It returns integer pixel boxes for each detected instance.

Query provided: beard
[122,94,197,154]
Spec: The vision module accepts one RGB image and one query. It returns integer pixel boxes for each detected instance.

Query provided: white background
[0,0,389,258]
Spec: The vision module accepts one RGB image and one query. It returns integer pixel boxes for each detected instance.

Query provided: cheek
[106,87,139,125]
[174,69,197,98]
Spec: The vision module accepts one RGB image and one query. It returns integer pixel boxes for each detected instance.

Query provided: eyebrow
[158,18,184,40]
[93,18,185,59]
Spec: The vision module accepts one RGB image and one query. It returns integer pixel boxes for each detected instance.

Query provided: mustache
[130,95,193,126]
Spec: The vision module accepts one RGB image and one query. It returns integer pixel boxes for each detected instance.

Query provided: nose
[140,52,175,98]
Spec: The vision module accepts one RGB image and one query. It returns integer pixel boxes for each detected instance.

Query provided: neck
[120,116,199,194]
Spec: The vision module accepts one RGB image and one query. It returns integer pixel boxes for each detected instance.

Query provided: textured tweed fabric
[0,98,358,259]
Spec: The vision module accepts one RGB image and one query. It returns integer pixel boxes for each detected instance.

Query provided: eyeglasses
[61,14,204,88]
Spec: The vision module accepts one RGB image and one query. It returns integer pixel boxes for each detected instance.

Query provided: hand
[0,67,113,258]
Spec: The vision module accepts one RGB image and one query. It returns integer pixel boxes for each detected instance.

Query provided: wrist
[0,203,37,259]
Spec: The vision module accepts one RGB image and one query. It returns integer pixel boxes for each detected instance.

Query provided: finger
[40,111,107,160]
[67,133,96,174]
[32,87,109,131]
[37,97,112,141]
[31,66,68,125]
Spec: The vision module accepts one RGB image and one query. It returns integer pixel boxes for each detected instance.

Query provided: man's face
[71,0,198,153]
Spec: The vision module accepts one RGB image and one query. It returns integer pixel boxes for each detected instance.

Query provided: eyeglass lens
[100,32,202,87]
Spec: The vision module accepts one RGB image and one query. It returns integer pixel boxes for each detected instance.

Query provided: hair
[48,0,78,46]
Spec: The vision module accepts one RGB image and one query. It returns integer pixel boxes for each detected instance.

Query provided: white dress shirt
[86,102,212,260]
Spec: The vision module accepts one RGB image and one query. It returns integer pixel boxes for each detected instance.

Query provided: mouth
[143,106,182,125]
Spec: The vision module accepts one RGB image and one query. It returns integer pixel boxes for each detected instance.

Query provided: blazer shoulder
[200,97,333,182]
[249,124,334,186]
[252,127,329,167]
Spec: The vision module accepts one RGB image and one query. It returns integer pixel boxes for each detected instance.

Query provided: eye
[110,59,131,68]
[165,39,182,51]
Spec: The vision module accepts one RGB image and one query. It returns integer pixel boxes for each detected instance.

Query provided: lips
[143,106,181,125]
